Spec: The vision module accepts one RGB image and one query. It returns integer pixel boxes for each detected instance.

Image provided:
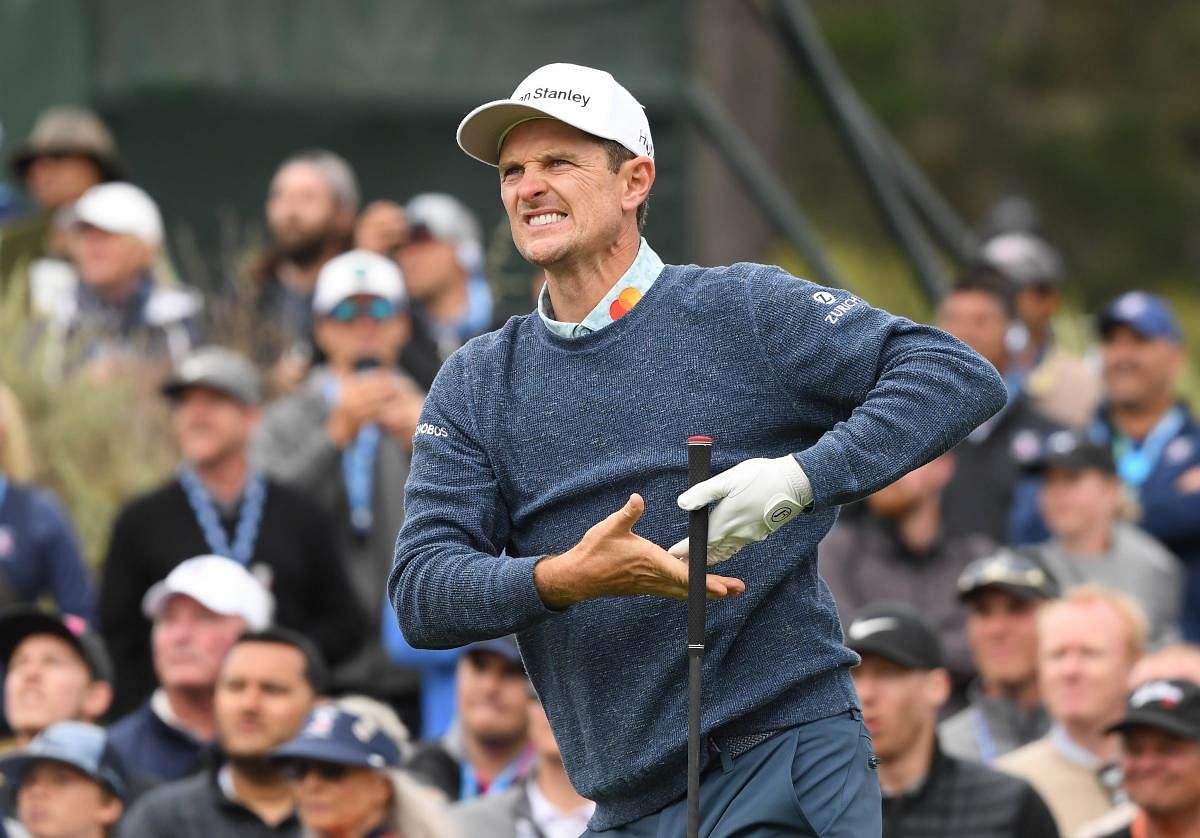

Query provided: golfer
[390,62,1006,836]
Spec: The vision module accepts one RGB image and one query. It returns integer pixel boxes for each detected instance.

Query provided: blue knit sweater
[389,262,1006,828]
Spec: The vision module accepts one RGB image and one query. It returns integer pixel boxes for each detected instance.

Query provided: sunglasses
[280,759,353,782]
[328,298,397,323]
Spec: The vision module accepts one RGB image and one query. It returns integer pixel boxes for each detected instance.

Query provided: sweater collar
[537,238,663,339]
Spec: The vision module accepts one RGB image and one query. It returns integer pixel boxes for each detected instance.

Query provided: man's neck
[94,272,144,305]
[544,232,640,323]
[1058,523,1114,557]
[893,496,941,554]
[877,728,935,797]
[163,686,217,741]
[192,451,250,506]
[228,758,297,827]
[1062,718,1121,763]
[277,251,335,295]
[1147,805,1200,838]
[1111,395,1176,441]
[981,677,1041,709]
[534,756,590,815]
[465,734,526,785]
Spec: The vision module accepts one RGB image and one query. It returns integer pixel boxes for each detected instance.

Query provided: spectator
[977,231,1101,428]
[820,453,996,692]
[273,698,458,838]
[0,721,129,838]
[32,182,200,373]
[408,637,534,803]
[254,251,425,716]
[1079,679,1200,838]
[250,150,357,390]
[0,606,112,745]
[120,628,328,837]
[936,272,1061,544]
[380,600,463,740]
[100,346,363,716]
[939,550,1057,764]
[0,106,123,300]
[0,381,96,618]
[1129,643,1200,688]
[1091,291,1200,640]
[453,686,595,838]
[1029,429,1184,644]
[352,200,408,257]
[108,555,273,782]
[845,602,1058,837]
[997,585,1147,835]
[397,193,494,359]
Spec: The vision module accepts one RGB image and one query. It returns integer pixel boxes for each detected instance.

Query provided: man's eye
[549,159,570,168]
[501,166,522,179]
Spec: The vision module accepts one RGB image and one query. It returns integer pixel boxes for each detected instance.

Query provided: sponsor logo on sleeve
[414,423,449,439]
[824,296,863,325]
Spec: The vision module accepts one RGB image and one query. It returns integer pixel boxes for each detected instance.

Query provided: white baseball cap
[72,182,164,247]
[457,62,654,166]
[312,249,408,314]
[142,555,274,629]
[405,193,484,274]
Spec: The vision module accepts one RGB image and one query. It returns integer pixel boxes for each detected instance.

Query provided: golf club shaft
[686,435,712,838]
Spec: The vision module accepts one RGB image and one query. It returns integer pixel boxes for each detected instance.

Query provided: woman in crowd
[274,695,459,838]
[0,381,96,619]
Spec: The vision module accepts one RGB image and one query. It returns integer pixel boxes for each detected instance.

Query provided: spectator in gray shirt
[1028,429,1184,644]
[940,550,1057,764]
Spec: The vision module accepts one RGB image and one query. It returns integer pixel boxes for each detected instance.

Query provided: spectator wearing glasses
[255,251,426,719]
[273,697,458,838]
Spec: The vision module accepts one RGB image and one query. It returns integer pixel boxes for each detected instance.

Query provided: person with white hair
[273,696,459,838]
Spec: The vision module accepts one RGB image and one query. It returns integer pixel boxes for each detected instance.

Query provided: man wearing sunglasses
[256,250,426,720]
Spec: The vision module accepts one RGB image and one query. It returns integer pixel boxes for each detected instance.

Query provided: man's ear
[621,158,655,215]
[82,680,113,723]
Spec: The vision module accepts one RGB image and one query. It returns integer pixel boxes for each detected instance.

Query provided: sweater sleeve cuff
[502,554,559,628]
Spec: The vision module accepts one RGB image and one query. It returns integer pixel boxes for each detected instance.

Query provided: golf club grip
[687,437,712,648]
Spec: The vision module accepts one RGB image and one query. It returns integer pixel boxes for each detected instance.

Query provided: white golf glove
[669,455,813,565]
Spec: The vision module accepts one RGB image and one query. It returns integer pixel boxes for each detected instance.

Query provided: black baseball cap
[845,602,944,670]
[0,605,114,685]
[1026,429,1115,476]
[1108,679,1200,740]
[957,549,1059,602]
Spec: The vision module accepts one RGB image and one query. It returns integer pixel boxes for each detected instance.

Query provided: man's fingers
[606,493,645,533]
[676,472,733,511]
[705,572,745,599]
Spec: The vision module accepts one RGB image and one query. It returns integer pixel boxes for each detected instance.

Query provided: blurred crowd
[0,104,1197,838]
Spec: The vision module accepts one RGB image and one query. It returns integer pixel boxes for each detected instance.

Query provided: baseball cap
[457,62,654,166]
[977,232,1063,287]
[10,105,124,182]
[957,549,1059,602]
[141,554,274,630]
[1098,291,1182,343]
[161,346,262,406]
[405,192,484,274]
[0,605,114,685]
[845,602,944,670]
[1025,429,1116,476]
[1107,678,1200,740]
[0,721,129,801]
[312,249,407,315]
[464,635,524,668]
[272,703,402,769]
[71,181,163,247]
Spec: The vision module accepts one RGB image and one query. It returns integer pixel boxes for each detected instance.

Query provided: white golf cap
[72,182,164,247]
[142,555,274,629]
[312,249,408,314]
[457,62,654,166]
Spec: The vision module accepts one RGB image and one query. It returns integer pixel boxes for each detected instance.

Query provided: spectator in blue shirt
[0,381,95,619]
[1091,291,1200,639]
[380,598,462,740]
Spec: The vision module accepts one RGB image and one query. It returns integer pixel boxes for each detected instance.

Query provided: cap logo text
[1131,680,1184,708]
[518,87,591,108]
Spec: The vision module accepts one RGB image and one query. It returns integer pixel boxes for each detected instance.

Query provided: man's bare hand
[325,372,402,447]
[534,494,745,610]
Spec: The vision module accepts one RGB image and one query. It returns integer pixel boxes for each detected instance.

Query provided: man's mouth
[528,212,566,227]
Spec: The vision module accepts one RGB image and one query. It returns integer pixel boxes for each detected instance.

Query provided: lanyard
[972,706,998,765]
[1110,406,1186,487]
[177,465,266,566]
[322,376,380,533]
[0,475,7,513]
[460,746,536,800]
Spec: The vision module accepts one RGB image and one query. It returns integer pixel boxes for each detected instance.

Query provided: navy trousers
[584,709,882,837]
